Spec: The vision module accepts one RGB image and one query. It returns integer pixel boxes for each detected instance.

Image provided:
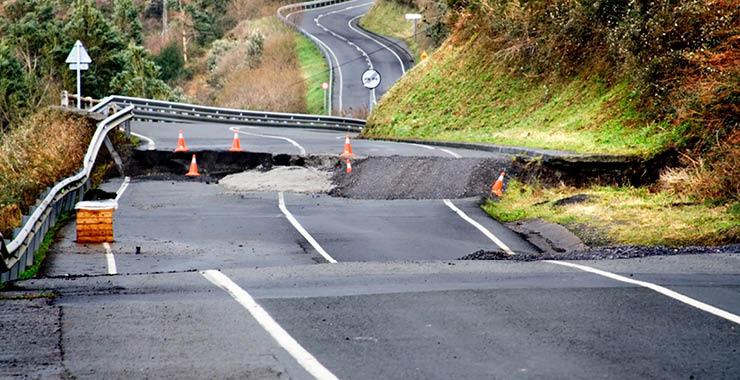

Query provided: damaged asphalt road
[3,118,740,379]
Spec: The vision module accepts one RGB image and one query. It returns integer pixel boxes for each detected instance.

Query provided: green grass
[482,181,739,246]
[17,212,73,281]
[296,35,330,115]
[366,39,682,156]
[359,0,421,60]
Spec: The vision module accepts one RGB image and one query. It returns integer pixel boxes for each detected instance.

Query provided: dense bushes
[0,0,174,131]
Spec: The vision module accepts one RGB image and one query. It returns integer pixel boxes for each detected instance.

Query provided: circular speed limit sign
[361,69,381,89]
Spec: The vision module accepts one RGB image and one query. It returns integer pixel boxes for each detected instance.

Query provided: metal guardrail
[89,95,366,132]
[0,106,134,283]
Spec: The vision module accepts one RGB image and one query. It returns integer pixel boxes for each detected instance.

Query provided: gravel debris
[331,156,509,199]
[460,244,740,261]
[219,166,335,194]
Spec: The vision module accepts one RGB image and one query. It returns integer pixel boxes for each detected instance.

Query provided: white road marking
[231,127,307,155]
[545,260,740,325]
[103,242,117,275]
[114,176,130,202]
[286,4,345,111]
[438,148,462,158]
[399,142,462,158]
[278,192,338,263]
[130,131,156,150]
[347,15,377,105]
[443,199,516,255]
[201,270,340,380]
[347,13,407,74]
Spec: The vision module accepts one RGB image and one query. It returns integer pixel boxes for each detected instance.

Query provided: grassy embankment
[368,39,675,156]
[364,0,739,246]
[296,35,330,115]
[359,0,421,60]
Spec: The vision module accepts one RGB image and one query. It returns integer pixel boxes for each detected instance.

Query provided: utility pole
[178,0,188,62]
[162,0,168,36]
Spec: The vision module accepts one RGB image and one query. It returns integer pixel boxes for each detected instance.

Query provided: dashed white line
[201,270,340,380]
[278,192,337,264]
[103,242,117,275]
[231,127,307,155]
[443,199,515,255]
[347,13,407,74]
[545,260,740,325]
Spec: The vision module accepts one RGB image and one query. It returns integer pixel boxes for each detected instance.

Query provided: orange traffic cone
[340,135,353,158]
[345,158,352,174]
[491,170,505,197]
[175,130,188,152]
[185,154,200,177]
[229,131,242,152]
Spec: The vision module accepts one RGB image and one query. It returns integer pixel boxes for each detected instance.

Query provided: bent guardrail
[89,95,365,132]
[0,106,134,283]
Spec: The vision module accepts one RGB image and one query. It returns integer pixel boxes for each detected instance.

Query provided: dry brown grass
[210,18,307,113]
[658,137,740,202]
[0,109,95,236]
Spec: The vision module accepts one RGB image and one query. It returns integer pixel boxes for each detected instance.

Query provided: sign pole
[76,43,81,109]
[66,40,92,109]
[321,82,330,115]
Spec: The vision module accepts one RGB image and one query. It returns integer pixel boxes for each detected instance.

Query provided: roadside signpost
[321,82,329,115]
[405,13,422,42]
[361,69,381,112]
[65,40,92,109]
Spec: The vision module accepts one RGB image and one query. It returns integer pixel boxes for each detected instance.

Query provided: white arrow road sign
[65,40,92,64]
[66,40,92,109]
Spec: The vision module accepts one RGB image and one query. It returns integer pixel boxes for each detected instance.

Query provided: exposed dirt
[330,156,509,199]
[220,166,335,194]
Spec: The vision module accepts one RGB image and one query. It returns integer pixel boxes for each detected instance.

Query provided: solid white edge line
[130,131,156,150]
[438,148,462,158]
[443,199,516,255]
[103,242,117,275]
[201,270,340,380]
[278,192,338,264]
[346,11,406,74]
[287,3,347,111]
[545,260,740,325]
[114,176,130,202]
[231,127,307,155]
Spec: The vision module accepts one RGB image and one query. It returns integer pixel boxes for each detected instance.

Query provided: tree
[0,43,30,130]
[0,0,64,117]
[62,0,127,98]
[154,41,186,82]
[113,0,144,44]
[110,43,172,99]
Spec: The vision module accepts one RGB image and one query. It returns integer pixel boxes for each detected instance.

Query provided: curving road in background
[284,0,413,115]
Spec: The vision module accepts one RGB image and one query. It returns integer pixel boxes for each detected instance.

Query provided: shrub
[0,109,95,236]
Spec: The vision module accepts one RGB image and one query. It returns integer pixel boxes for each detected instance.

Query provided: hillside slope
[364,0,738,245]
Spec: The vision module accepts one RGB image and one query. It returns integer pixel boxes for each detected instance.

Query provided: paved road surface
[285,0,412,115]
[3,2,740,377]
[131,120,497,158]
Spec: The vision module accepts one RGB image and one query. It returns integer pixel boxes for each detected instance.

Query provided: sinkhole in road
[124,150,511,199]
